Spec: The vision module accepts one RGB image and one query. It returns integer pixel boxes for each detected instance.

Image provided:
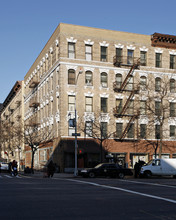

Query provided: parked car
[0,162,9,172]
[80,163,133,179]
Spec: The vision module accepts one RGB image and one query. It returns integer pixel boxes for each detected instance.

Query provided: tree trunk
[31,150,35,174]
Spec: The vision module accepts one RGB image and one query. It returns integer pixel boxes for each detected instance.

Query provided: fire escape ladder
[120,90,135,115]
[119,115,137,140]
[119,64,137,91]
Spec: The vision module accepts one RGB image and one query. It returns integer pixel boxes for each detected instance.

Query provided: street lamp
[74,68,83,176]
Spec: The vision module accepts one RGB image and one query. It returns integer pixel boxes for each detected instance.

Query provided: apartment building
[0,81,24,169]
[23,23,176,171]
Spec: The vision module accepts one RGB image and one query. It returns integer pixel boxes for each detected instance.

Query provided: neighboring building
[21,23,176,171]
[0,81,24,169]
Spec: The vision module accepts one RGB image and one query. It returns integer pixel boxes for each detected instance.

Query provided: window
[170,55,176,69]
[155,124,160,139]
[116,48,122,63]
[170,79,175,93]
[85,97,93,112]
[116,123,123,138]
[126,76,133,90]
[85,45,92,61]
[68,95,75,111]
[116,99,123,114]
[140,124,146,139]
[155,101,161,116]
[170,103,176,117]
[140,76,147,90]
[68,126,75,136]
[115,74,122,89]
[85,71,93,86]
[101,72,108,88]
[140,101,146,115]
[68,42,75,59]
[170,125,175,137]
[68,69,75,85]
[101,98,107,113]
[101,122,107,138]
[127,100,134,115]
[155,77,161,91]
[155,53,162,68]
[101,46,107,62]
[127,50,134,65]
[127,124,134,138]
[140,51,147,66]
[85,121,93,137]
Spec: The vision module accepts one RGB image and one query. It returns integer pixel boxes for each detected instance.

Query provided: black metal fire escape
[113,55,140,141]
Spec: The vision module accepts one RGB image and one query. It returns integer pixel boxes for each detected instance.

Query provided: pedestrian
[47,160,55,178]
[11,160,18,176]
[9,162,12,173]
[134,162,140,178]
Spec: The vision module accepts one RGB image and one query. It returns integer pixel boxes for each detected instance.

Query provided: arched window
[101,72,108,88]
[155,77,161,91]
[68,69,75,85]
[170,79,175,93]
[140,76,147,90]
[115,74,122,89]
[85,71,93,86]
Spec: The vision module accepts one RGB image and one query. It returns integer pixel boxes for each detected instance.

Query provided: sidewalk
[19,171,75,178]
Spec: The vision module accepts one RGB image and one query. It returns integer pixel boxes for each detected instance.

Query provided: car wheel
[118,172,124,179]
[144,171,152,178]
[89,172,95,178]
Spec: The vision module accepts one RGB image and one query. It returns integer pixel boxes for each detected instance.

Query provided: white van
[140,158,176,178]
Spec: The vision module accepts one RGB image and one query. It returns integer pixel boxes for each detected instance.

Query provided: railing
[113,55,140,67]
[29,96,40,108]
[29,77,39,88]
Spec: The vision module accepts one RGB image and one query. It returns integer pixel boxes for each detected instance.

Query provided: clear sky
[0,0,176,103]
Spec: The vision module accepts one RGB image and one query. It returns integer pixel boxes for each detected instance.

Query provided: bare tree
[79,112,116,163]
[23,120,54,173]
[139,74,176,158]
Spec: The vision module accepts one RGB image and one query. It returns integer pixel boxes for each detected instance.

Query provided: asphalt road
[1,173,176,220]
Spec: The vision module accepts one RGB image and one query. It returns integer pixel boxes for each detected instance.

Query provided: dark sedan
[80,163,133,179]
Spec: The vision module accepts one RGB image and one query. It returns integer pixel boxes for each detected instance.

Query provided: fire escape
[113,55,140,141]
[28,76,40,127]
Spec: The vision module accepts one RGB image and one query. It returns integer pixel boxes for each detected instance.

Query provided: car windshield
[144,160,153,166]
[94,164,104,168]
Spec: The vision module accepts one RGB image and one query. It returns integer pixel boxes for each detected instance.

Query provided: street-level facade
[11,24,176,171]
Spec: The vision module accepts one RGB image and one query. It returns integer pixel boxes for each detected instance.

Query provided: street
[1,173,176,220]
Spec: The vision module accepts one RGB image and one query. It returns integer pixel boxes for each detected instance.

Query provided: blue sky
[0,0,176,103]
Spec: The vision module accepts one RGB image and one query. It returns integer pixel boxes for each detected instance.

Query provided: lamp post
[74,68,83,176]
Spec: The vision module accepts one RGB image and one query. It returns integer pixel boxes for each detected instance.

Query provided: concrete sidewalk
[19,171,75,178]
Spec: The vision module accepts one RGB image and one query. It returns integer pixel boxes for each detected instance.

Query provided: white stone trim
[84,92,94,97]
[155,48,163,53]
[100,93,109,98]
[114,43,124,49]
[115,118,124,123]
[140,46,148,52]
[45,53,49,59]
[169,50,176,55]
[99,69,109,74]
[50,47,53,54]
[99,41,109,47]
[115,94,124,99]
[66,65,77,70]
[84,39,94,45]
[67,91,76,96]
[55,39,59,46]
[127,45,135,50]
[67,37,77,43]
[84,67,94,72]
